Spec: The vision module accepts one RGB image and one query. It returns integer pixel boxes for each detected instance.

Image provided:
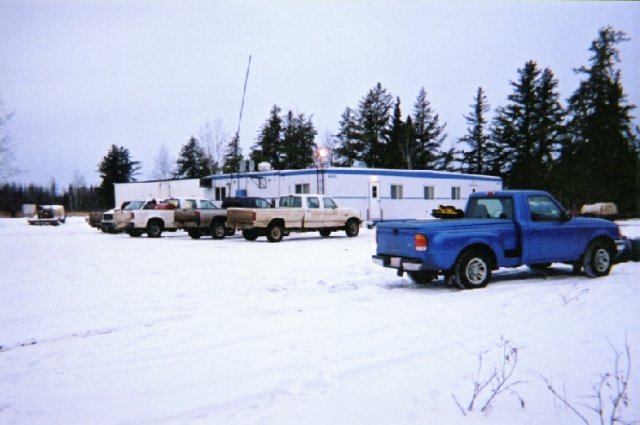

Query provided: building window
[424,186,434,200]
[391,184,403,200]
[295,183,310,194]
[215,187,226,201]
[451,186,461,200]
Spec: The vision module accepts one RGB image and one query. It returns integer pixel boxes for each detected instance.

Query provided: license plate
[390,257,402,268]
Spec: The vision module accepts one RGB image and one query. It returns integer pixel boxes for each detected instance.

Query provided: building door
[368,182,381,220]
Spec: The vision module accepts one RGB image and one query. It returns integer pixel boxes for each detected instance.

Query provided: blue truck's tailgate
[375,220,429,258]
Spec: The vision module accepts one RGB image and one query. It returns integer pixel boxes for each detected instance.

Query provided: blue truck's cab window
[467,197,513,219]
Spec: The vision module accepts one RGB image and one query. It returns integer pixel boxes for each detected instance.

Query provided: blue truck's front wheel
[453,249,492,289]
[582,239,614,278]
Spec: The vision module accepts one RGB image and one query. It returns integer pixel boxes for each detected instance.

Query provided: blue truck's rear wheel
[455,249,491,289]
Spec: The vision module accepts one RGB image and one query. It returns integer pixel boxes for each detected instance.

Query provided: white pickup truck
[226,194,362,242]
[114,197,213,238]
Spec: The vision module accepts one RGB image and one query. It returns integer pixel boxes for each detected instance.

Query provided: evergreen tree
[280,111,317,169]
[533,68,566,190]
[222,133,242,173]
[384,98,408,169]
[333,107,362,166]
[358,83,393,168]
[491,61,564,189]
[0,182,25,216]
[434,146,457,171]
[491,61,540,187]
[251,105,283,169]
[97,144,141,208]
[173,136,209,179]
[560,27,638,214]
[401,116,417,170]
[412,87,447,169]
[457,87,492,174]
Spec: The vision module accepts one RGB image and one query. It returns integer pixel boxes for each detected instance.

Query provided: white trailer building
[202,167,501,221]
[115,167,502,221]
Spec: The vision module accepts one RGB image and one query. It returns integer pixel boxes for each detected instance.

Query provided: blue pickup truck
[372,190,627,289]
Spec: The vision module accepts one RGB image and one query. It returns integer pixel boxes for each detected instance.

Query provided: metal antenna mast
[235,55,252,159]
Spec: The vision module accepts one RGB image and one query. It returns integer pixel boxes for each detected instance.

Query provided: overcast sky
[1,0,639,187]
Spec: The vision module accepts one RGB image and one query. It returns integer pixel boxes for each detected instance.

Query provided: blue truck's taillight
[415,234,428,252]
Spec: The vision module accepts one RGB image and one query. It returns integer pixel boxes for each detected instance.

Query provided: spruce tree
[251,105,283,169]
[384,97,407,169]
[491,61,564,189]
[492,61,540,188]
[358,83,393,168]
[561,27,638,214]
[280,111,317,169]
[97,144,141,207]
[412,87,447,169]
[173,136,209,179]
[222,133,243,173]
[401,116,417,170]
[457,87,492,174]
[333,107,362,166]
[535,68,565,190]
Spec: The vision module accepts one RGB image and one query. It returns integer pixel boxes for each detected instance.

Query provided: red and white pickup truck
[226,194,361,242]
[114,197,213,238]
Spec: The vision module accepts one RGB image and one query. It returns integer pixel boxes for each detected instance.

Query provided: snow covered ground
[1,217,639,425]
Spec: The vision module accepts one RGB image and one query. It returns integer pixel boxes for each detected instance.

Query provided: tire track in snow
[0,327,117,353]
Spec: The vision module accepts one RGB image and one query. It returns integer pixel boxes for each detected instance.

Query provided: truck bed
[376,218,520,271]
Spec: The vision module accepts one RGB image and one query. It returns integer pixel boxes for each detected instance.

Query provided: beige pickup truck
[226,194,361,242]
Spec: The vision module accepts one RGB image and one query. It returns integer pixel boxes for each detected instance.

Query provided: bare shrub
[452,336,525,416]
[542,340,633,425]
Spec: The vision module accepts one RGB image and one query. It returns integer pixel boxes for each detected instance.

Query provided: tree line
[1,27,638,215]
[327,27,638,214]
[0,180,102,216]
